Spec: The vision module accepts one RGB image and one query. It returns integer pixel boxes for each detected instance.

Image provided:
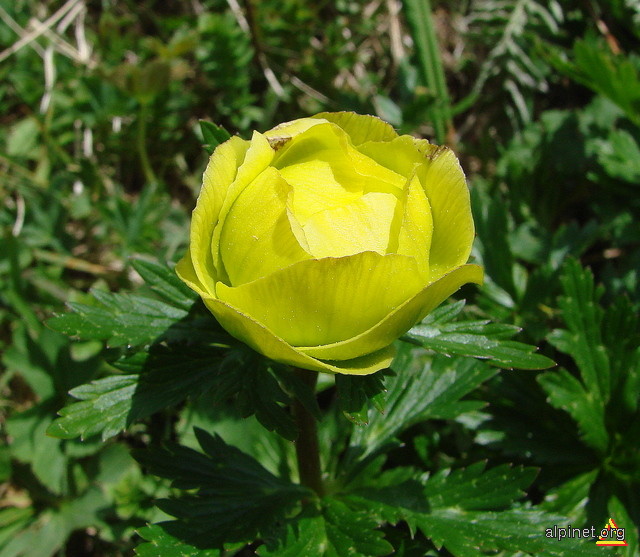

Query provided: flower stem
[292,368,324,496]
[137,103,157,185]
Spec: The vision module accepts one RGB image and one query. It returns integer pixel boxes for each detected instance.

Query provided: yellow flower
[177,112,482,375]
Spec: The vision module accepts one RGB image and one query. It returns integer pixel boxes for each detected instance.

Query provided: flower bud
[177,112,482,374]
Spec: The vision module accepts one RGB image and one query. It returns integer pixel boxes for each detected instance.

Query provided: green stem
[137,103,157,185]
[292,368,324,496]
[403,0,453,145]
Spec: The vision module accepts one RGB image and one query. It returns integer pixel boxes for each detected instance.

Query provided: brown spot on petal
[268,136,292,151]
[425,144,448,160]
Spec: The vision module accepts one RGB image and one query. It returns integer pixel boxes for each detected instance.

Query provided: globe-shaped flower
[177,112,482,374]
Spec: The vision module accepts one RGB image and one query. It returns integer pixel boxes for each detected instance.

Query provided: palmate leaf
[422,461,537,510]
[404,300,554,369]
[538,260,612,452]
[135,525,222,557]
[344,464,603,557]
[133,429,309,549]
[47,345,226,441]
[263,462,603,557]
[349,352,500,460]
[47,259,303,441]
[131,258,198,311]
[47,259,216,348]
[259,500,393,557]
[335,369,390,425]
[48,345,300,441]
[536,369,608,453]
[47,290,190,347]
[412,509,603,557]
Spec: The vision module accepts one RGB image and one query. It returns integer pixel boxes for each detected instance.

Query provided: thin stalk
[137,103,157,185]
[403,0,453,145]
[291,368,324,496]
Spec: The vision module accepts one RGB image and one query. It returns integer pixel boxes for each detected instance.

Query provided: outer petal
[203,296,396,375]
[311,112,398,145]
[219,167,311,286]
[264,117,329,146]
[175,248,210,299]
[190,135,249,294]
[210,132,276,281]
[215,252,424,347]
[418,142,475,279]
[299,264,483,360]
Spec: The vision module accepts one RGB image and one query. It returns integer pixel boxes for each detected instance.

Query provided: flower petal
[215,251,423,347]
[297,191,398,258]
[311,112,398,145]
[299,264,483,360]
[210,132,275,282]
[280,160,360,222]
[264,117,328,145]
[274,123,404,194]
[391,173,433,280]
[203,296,396,375]
[190,136,249,294]
[219,167,311,286]
[175,248,210,298]
[359,137,475,279]
[418,142,475,279]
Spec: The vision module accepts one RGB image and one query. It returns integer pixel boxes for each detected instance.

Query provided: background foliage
[1,0,639,555]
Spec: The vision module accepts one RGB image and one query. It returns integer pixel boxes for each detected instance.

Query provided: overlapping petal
[216,251,424,347]
[203,296,396,375]
[311,112,398,145]
[210,131,275,281]
[359,136,475,280]
[299,264,483,360]
[189,136,249,293]
[219,167,311,286]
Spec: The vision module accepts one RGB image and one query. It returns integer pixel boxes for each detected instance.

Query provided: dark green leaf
[47,290,190,347]
[348,465,603,557]
[321,498,393,557]
[541,470,599,525]
[259,499,393,557]
[547,259,610,401]
[199,120,232,154]
[335,370,390,425]
[135,524,221,557]
[271,364,322,421]
[235,359,298,441]
[48,344,299,441]
[130,258,197,311]
[47,374,139,441]
[133,429,309,548]
[539,260,618,453]
[422,462,538,510]
[257,511,327,557]
[47,343,229,440]
[404,301,554,370]
[537,369,608,453]
[350,355,500,459]
[415,509,603,557]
